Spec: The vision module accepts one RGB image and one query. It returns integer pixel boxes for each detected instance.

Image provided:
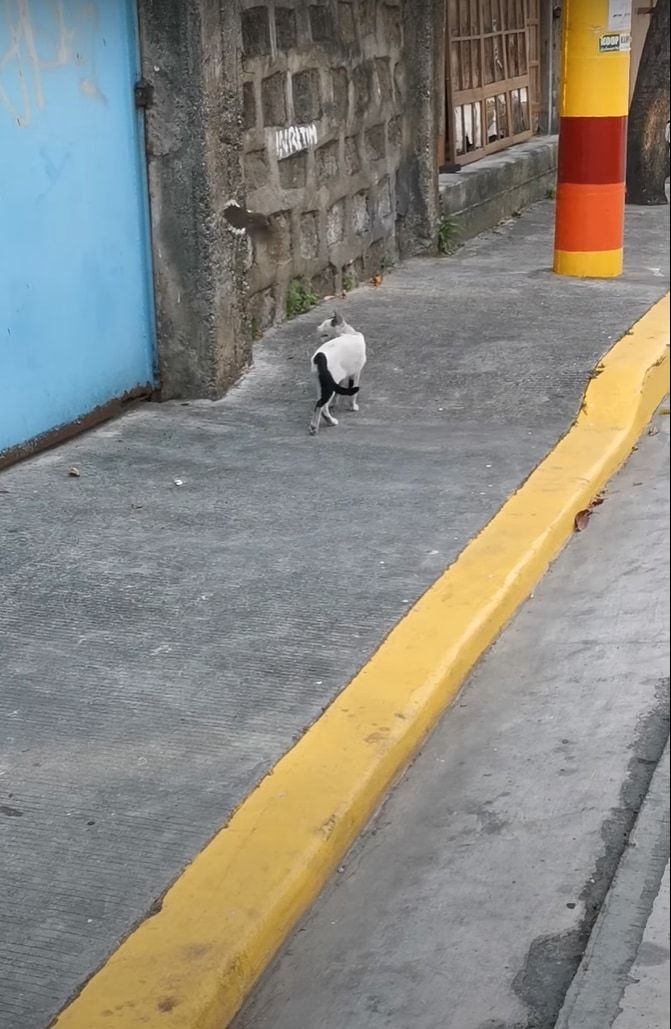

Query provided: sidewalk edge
[54,295,670,1029]
[554,741,670,1029]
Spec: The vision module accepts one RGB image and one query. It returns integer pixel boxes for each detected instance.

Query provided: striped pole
[553,0,631,278]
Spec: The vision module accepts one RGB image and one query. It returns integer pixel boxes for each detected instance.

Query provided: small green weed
[342,270,356,293]
[545,186,556,200]
[286,279,319,319]
[437,215,461,255]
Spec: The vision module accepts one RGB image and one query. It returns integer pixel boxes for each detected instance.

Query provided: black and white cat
[309,312,367,436]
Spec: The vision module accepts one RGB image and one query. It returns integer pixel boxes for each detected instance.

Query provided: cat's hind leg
[321,399,338,426]
[349,374,360,412]
[309,388,337,435]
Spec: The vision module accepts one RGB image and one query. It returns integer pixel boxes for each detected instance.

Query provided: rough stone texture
[275,6,297,51]
[0,203,667,1029]
[315,138,339,179]
[396,0,442,256]
[137,1,248,399]
[243,0,439,326]
[278,151,308,189]
[326,198,346,245]
[352,190,371,235]
[292,68,322,123]
[242,5,272,59]
[262,71,288,125]
[299,210,320,258]
[243,81,258,130]
[440,136,559,242]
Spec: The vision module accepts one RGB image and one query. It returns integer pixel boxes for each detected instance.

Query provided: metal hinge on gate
[134,78,153,110]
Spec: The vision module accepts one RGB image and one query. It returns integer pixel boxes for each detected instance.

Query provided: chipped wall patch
[223,199,247,237]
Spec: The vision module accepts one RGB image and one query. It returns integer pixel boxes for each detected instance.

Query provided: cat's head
[316,311,355,341]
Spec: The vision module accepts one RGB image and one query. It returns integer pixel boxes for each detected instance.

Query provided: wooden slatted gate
[443,0,541,167]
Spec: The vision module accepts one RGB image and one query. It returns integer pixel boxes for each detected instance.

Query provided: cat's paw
[351,401,359,412]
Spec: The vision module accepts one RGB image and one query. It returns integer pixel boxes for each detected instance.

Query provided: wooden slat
[526,0,540,132]
[443,0,538,165]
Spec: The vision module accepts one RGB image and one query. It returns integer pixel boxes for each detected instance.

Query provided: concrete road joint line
[554,740,670,1029]
[54,295,670,1029]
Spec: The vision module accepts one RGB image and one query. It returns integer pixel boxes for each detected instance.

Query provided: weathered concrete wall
[138,1,249,399]
[240,0,437,336]
[398,0,441,258]
[138,0,441,396]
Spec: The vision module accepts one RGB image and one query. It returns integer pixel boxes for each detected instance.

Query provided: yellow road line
[55,295,670,1028]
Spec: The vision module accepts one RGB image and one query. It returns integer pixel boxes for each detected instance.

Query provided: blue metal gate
[0,0,155,458]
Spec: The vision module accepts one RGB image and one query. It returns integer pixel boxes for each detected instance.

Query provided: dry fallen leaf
[590,495,605,508]
[372,274,383,287]
[659,407,670,416]
[68,467,81,478]
[574,509,591,532]
[648,426,660,437]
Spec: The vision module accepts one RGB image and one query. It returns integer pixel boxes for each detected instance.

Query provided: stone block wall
[240,0,410,336]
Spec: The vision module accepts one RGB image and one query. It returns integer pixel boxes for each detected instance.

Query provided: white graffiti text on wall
[275,123,318,160]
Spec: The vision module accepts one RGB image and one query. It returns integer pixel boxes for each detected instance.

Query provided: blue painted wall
[0,0,155,456]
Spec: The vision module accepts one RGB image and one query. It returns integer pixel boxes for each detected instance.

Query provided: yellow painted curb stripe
[554,248,624,278]
[55,296,670,1029]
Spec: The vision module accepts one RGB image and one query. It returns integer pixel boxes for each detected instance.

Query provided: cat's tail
[313,352,359,396]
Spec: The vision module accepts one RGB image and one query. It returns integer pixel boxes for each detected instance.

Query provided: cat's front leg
[310,391,337,435]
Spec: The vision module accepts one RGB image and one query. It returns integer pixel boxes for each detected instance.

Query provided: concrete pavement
[0,201,668,1028]
[233,403,670,1029]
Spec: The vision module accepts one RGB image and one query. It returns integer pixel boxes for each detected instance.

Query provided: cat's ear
[331,311,344,327]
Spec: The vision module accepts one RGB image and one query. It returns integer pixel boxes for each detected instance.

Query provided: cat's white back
[309,312,367,435]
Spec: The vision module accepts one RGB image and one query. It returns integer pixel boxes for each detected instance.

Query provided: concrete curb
[555,741,670,1029]
[54,296,670,1029]
[439,137,558,241]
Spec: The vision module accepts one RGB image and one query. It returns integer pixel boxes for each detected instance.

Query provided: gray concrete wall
[138,1,249,400]
[138,0,442,396]
[241,0,439,337]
